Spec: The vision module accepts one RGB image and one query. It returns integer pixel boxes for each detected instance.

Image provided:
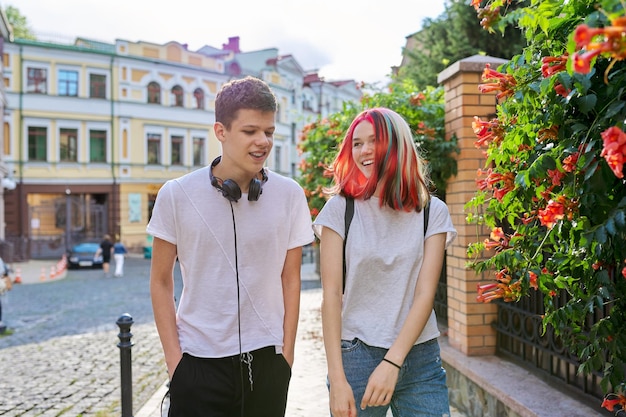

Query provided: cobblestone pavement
[0,256,173,416]
[0,260,463,417]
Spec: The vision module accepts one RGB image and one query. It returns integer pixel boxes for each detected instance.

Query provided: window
[28,126,47,161]
[274,145,282,172]
[27,67,47,94]
[193,136,205,166]
[148,82,161,104]
[147,133,161,164]
[171,85,184,107]
[60,128,78,162]
[193,88,205,110]
[90,130,107,162]
[171,135,183,165]
[90,74,106,98]
[58,70,78,96]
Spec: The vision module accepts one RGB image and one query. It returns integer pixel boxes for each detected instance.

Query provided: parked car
[67,242,103,269]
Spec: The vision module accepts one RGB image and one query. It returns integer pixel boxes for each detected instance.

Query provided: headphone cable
[230,201,248,417]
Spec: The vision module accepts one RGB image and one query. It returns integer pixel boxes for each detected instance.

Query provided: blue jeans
[333,338,450,417]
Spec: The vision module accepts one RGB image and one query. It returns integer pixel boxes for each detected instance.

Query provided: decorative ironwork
[494,287,607,403]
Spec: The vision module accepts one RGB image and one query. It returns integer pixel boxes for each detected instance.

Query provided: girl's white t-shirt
[313,195,457,348]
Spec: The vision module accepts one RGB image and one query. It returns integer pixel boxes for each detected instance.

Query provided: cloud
[13,0,446,85]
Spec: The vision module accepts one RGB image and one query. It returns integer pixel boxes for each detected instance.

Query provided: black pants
[168,346,291,417]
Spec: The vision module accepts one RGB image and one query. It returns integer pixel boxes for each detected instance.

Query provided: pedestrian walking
[313,107,457,416]
[148,76,314,417]
[113,238,128,277]
[95,234,114,277]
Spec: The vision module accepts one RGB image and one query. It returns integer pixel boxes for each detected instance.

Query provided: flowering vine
[466,0,626,410]
[298,80,458,221]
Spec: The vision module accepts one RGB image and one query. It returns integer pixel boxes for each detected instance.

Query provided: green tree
[6,5,36,40]
[298,79,458,220]
[398,0,527,89]
[465,0,626,410]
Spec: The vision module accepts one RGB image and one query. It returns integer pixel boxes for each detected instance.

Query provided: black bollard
[117,313,134,417]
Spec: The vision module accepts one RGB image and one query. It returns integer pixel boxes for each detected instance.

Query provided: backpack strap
[343,197,354,293]
[424,202,430,236]
[342,198,431,294]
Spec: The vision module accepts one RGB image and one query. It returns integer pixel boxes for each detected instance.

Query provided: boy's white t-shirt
[313,195,457,348]
[147,166,314,358]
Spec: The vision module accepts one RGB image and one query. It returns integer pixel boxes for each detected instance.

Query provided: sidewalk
[9,257,68,284]
[136,263,465,417]
[137,263,332,417]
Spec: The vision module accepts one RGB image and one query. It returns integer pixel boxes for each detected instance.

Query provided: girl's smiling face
[352,120,376,178]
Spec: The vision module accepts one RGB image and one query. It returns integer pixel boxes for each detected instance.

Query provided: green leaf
[576,94,597,114]
[604,101,625,119]
[595,226,607,244]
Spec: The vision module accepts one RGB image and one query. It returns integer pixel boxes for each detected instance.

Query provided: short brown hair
[215,76,277,129]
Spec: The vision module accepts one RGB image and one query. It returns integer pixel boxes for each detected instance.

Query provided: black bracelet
[382,357,402,370]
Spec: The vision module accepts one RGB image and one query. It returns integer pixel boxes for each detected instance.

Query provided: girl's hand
[360,361,399,410]
[329,379,357,417]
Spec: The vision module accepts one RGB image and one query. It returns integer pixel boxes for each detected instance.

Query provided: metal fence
[494,287,609,404]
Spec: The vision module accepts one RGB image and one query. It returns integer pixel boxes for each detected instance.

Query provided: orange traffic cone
[14,266,22,284]
[50,265,57,280]
[40,267,46,281]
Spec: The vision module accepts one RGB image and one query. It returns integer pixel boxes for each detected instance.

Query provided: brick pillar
[437,55,508,355]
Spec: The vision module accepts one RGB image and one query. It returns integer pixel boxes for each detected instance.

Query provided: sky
[10,0,447,86]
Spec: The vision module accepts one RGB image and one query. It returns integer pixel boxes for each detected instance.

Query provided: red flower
[573,24,605,49]
[571,19,626,79]
[409,92,425,106]
[601,393,626,412]
[547,168,565,186]
[554,83,570,98]
[541,54,568,77]
[538,199,565,229]
[562,152,579,173]
[476,169,515,201]
[528,271,538,290]
[573,49,603,73]
[472,116,504,147]
[483,227,511,252]
[476,268,521,303]
[478,64,517,101]
[600,126,626,179]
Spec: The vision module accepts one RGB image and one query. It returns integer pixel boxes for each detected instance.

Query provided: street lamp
[65,188,71,253]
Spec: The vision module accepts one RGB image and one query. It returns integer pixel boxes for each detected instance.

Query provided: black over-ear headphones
[209,156,267,202]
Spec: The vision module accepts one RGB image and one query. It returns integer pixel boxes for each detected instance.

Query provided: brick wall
[437,55,508,355]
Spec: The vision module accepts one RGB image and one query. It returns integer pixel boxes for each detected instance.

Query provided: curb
[136,380,168,417]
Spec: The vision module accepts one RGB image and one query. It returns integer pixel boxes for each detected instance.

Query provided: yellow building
[3,34,362,261]
[4,37,228,259]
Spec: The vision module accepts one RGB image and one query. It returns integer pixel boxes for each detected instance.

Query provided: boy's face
[215,108,275,177]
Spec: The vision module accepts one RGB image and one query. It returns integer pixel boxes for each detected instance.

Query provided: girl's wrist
[382,357,402,370]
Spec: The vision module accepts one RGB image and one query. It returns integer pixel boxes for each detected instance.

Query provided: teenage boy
[148,76,314,417]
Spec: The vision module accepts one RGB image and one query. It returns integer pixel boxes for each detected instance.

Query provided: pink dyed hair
[328,107,431,212]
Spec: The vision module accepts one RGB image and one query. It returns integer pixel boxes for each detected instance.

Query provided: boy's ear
[214,122,226,142]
